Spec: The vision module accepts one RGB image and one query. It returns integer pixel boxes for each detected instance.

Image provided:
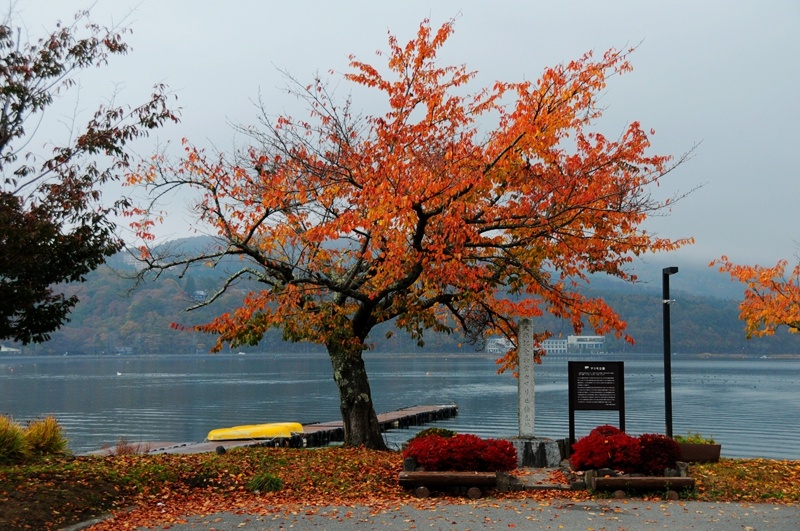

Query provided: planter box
[398,471,505,499]
[398,470,499,488]
[678,443,721,463]
[593,476,695,492]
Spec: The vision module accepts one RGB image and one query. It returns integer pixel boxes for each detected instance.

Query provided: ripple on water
[2,354,798,457]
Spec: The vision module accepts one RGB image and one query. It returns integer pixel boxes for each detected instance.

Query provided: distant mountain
[581,255,746,301]
[6,238,797,356]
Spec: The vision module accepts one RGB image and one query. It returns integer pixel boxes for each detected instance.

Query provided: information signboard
[568,361,625,444]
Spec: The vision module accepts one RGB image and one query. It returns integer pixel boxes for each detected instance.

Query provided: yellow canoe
[207,421,304,441]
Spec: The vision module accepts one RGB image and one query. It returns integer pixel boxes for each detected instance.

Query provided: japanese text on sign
[569,362,623,411]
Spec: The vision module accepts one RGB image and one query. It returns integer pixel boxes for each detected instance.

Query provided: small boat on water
[207,421,304,441]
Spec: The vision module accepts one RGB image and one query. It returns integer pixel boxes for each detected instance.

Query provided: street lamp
[662,266,678,438]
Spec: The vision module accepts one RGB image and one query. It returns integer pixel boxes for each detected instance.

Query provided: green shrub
[247,470,283,493]
[674,431,716,444]
[0,415,28,464]
[24,416,69,456]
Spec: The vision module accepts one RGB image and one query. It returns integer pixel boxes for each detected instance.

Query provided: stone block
[510,437,566,467]
[584,469,597,490]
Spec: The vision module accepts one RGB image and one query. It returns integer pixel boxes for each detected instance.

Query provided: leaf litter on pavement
[3,447,798,530]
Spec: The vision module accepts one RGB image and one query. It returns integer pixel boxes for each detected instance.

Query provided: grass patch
[0,416,27,464]
[247,470,283,492]
[1,414,71,465]
[103,436,151,456]
[24,416,69,457]
[692,458,800,503]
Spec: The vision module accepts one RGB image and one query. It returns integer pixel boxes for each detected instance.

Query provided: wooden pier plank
[302,404,458,431]
[296,404,458,447]
[102,404,459,455]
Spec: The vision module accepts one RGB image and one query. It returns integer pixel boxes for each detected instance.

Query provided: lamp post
[662,266,679,438]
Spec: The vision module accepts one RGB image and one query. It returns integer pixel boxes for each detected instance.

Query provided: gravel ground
[137,500,800,530]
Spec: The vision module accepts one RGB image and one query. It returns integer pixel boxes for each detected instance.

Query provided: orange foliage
[713,257,800,337]
[126,19,691,370]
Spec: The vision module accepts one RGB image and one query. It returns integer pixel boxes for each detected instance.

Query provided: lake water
[0,352,798,459]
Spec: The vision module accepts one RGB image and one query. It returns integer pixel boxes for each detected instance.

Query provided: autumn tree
[714,257,800,337]
[129,20,691,449]
[0,10,178,344]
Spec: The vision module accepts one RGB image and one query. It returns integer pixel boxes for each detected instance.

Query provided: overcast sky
[18,0,800,268]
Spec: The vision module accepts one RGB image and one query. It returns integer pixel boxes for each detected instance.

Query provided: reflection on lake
[0,352,797,459]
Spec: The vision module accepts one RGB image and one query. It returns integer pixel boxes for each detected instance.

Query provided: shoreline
[3,351,800,360]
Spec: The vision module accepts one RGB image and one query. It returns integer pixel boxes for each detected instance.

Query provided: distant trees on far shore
[9,250,798,357]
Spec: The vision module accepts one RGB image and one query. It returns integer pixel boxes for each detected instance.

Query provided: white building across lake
[565,335,605,354]
[486,337,514,354]
[486,335,605,355]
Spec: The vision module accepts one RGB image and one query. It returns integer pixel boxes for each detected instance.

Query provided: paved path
[130,500,800,530]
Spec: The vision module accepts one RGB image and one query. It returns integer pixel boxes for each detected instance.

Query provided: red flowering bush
[605,433,642,473]
[570,426,682,475]
[569,432,613,471]
[594,425,623,437]
[570,425,640,473]
[638,433,681,475]
[403,433,517,472]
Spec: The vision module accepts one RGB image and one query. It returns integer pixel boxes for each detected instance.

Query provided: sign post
[568,361,625,445]
[511,319,568,468]
[518,318,535,438]
[662,266,679,438]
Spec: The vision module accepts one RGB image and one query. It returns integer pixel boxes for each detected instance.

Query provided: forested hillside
[7,244,799,357]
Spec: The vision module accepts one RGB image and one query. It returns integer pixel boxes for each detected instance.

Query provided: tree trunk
[327,342,388,450]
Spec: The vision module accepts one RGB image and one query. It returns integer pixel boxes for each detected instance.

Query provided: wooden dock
[110,404,458,455]
[296,404,459,447]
